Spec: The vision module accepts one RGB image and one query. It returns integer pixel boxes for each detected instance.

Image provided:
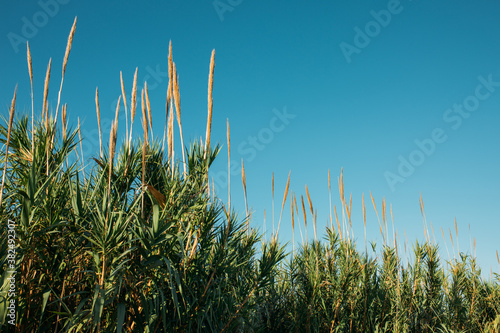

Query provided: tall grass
[0,18,499,332]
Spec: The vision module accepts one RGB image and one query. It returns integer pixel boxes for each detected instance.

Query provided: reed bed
[0,19,499,333]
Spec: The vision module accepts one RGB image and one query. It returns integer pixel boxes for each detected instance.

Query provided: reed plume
[276,171,291,237]
[120,71,129,142]
[144,81,153,140]
[109,96,121,194]
[27,42,34,150]
[61,104,67,141]
[42,58,51,125]
[165,41,173,153]
[43,58,51,175]
[272,172,275,233]
[129,68,138,148]
[301,195,308,242]
[172,62,186,175]
[241,159,249,227]
[54,17,77,126]
[167,90,174,164]
[95,87,102,158]
[77,117,83,165]
[204,49,215,159]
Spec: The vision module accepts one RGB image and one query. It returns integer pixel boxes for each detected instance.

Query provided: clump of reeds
[0,17,499,333]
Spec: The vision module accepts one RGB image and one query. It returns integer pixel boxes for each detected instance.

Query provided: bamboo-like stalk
[301,195,308,243]
[162,86,171,154]
[77,117,83,165]
[43,59,51,176]
[381,197,387,246]
[441,226,451,262]
[449,229,456,260]
[272,172,275,233]
[108,96,121,199]
[370,191,382,245]
[419,193,429,244]
[334,204,342,240]
[328,169,333,231]
[227,119,231,211]
[241,160,249,231]
[212,177,216,205]
[293,192,304,246]
[345,193,352,236]
[0,86,17,209]
[141,89,147,218]
[166,55,175,169]
[204,49,215,159]
[207,177,210,201]
[291,191,295,256]
[263,209,266,239]
[314,209,317,242]
[391,203,396,247]
[95,87,102,158]
[363,193,367,255]
[101,96,118,323]
[305,185,316,241]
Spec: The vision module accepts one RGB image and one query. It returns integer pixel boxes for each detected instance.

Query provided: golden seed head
[27,42,33,86]
[62,17,77,77]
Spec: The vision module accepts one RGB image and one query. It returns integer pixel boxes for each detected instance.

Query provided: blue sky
[1,1,499,275]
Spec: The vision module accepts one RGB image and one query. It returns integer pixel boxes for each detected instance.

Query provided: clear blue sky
[1,1,499,276]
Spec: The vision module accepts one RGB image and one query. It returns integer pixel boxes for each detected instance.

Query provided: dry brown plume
[95,88,102,158]
[129,68,138,147]
[276,171,291,237]
[54,17,77,126]
[27,42,34,150]
[62,104,67,141]
[120,71,129,142]
[42,58,51,123]
[241,160,248,220]
[204,49,215,158]
[172,62,186,174]
[144,81,153,139]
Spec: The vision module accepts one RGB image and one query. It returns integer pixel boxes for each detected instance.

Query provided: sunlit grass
[0,18,499,332]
